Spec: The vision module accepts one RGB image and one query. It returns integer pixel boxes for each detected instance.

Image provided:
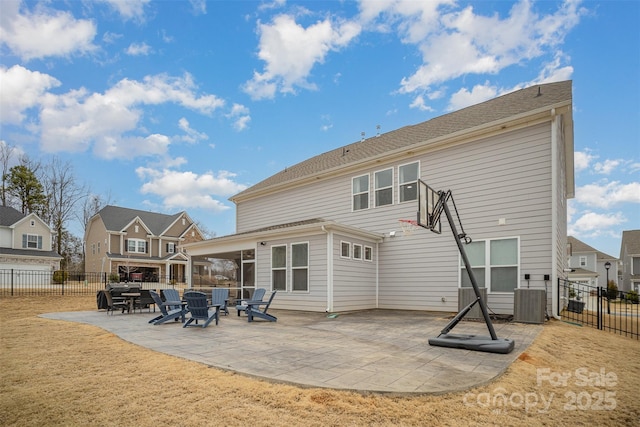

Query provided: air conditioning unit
[458,287,487,320]
[513,289,546,324]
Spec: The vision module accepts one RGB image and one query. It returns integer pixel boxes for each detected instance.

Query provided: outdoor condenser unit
[513,289,546,324]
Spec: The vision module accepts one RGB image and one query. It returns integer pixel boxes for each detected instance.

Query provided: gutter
[322,225,334,313]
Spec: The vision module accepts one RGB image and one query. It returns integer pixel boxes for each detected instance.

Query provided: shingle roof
[233,80,572,200]
[568,236,617,260]
[0,206,25,226]
[97,205,182,236]
[621,230,640,257]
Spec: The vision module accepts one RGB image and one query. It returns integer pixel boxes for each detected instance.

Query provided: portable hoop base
[429,334,515,354]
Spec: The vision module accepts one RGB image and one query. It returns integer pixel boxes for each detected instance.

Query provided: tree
[7,163,46,215]
[44,157,88,268]
[0,142,16,206]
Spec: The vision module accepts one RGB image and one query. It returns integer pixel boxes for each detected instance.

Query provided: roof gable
[233,81,572,201]
[98,205,182,236]
[621,230,640,256]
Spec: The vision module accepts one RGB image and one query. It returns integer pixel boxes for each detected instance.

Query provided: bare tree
[0,142,16,206]
[44,157,88,268]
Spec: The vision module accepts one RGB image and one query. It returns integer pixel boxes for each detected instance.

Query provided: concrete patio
[41,308,542,395]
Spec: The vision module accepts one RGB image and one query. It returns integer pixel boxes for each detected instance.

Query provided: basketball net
[398,219,418,236]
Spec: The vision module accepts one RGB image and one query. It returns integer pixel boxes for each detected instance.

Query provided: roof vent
[536,87,542,97]
[360,131,365,141]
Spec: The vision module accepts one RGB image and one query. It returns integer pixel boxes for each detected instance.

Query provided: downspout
[550,109,561,320]
[376,241,379,308]
[322,226,334,312]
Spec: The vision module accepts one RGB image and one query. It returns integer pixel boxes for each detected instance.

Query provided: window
[22,234,42,249]
[292,243,309,291]
[399,162,419,203]
[353,244,363,260]
[30,219,35,227]
[374,168,393,207]
[91,243,96,255]
[272,245,287,291]
[632,257,640,275]
[352,174,369,210]
[341,241,351,258]
[364,246,373,261]
[97,242,100,254]
[461,238,519,293]
[127,238,146,253]
[579,256,587,267]
[167,242,176,254]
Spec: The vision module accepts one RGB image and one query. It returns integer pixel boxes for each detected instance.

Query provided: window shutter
[125,239,128,251]
[22,234,27,248]
[166,243,169,252]
[145,242,148,253]
[37,236,42,249]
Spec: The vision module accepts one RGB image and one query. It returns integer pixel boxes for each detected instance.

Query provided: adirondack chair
[236,288,266,316]
[148,290,186,325]
[246,290,277,323]
[211,288,229,316]
[183,291,219,328]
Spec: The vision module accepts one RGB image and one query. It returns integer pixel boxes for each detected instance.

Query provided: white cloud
[243,14,361,100]
[125,42,152,56]
[409,94,434,112]
[594,159,620,175]
[447,82,497,111]
[189,0,207,15]
[0,65,60,125]
[99,0,150,21]
[38,73,225,157]
[136,168,247,212]
[575,180,640,209]
[0,0,97,60]
[568,210,626,237]
[226,104,251,131]
[574,150,595,172]
[177,118,208,143]
[369,0,586,96]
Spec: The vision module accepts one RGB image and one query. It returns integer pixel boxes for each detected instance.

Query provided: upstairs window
[352,174,369,211]
[374,168,393,207]
[167,242,176,254]
[127,238,147,254]
[22,234,42,249]
[399,162,419,203]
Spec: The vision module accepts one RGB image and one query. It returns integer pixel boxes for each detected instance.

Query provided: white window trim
[459,236,520,294]
[364,245,373,262]
[374,167,394,207]
[352,173,370,211]
[340,241,351,259]
[127,238,146,254]
[353,243,363,261]
[579,256,587,267]
[291,241,309,293]
[271,244,287,292]
[398,161,420,204]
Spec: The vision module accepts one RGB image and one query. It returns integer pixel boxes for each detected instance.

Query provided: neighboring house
[183,81,575,318]
[620,230,640,293]
[0,206,62,276]
[84,205,205,283]
[566,236,618,289]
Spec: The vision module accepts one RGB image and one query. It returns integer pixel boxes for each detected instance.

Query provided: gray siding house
[0,206,62,278]
[184,81,575,318]
[566,236,618,289]
[620,229,640,293]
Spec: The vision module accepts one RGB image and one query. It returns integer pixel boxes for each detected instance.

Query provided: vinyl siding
[332,233,377,311]
[236,123,556,314]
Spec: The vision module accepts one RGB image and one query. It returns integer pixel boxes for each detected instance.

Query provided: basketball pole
[439,193,498,340]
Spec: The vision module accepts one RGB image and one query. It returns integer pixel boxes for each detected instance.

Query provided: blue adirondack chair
[211,288,229,316]
[246,290,277,323]
[148,290,186,325]
[183,291,219,328]
[236,288,266,316]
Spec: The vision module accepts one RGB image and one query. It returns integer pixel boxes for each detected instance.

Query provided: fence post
[11,268,14,296]
[597,286,603,330]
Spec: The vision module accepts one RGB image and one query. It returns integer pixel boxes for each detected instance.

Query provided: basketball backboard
[417,179,442,233]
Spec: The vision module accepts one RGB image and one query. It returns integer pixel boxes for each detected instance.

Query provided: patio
[41,308,541,394]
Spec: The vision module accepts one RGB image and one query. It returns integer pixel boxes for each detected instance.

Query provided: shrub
[627,290,639,304]
[52,270,68,284]
[109,273,120,282]
[607,280,618,300]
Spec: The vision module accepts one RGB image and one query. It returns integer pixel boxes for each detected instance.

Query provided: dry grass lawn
[1,296,638,426]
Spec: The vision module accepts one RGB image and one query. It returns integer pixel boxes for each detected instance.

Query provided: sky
[0,0,638,259]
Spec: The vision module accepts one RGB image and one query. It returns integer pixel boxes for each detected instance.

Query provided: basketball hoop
[398,219,418,236]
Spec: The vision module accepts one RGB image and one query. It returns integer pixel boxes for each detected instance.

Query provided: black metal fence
[0,269,186,297]
[558,278,639,340]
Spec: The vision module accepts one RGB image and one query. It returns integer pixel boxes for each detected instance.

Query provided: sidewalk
[41,308,542,395]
